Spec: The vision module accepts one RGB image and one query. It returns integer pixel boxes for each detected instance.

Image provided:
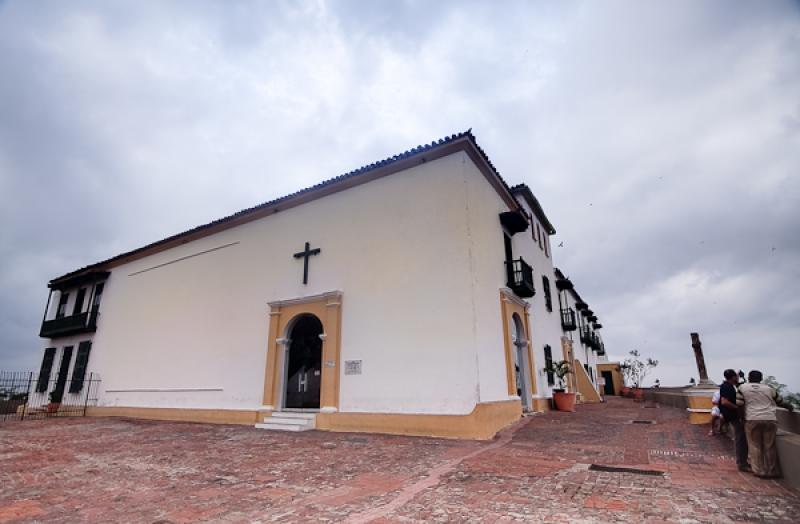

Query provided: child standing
[709,390,722,436]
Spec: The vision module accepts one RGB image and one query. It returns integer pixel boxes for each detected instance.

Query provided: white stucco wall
[559,287,600,387]
[453,157,516,404]
[512,202,565,399]
[38,147,610,416]
[55,151,525,415]
[453,161,571,404]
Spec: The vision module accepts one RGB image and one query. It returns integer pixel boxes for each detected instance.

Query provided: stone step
[254,422,309,432]
[272,412,317,420]
[254,412,317,432]
[263,417,314,427]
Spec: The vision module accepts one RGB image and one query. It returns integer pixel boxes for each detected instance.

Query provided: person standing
[736,370,794,478]
[719,369,749,471]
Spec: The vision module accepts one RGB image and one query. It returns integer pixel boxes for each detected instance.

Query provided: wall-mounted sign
[344,360,362,375]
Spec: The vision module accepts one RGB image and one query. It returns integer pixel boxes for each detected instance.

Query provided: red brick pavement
[1,398,798,523]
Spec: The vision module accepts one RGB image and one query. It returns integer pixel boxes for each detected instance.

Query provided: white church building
[36,131,610,439]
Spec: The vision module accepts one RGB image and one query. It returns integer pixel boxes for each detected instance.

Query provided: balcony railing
[505,258,535,298]
[560,308,577,331]
[40,309,98,339]
[580,326,593,346]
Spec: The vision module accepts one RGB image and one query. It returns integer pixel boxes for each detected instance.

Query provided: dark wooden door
[602,370,615,395]
[284,316,322,409]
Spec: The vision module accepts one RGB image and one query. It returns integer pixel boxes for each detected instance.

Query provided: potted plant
[47,390,62,414]
[545,360,576,412]
[621,350,659,402]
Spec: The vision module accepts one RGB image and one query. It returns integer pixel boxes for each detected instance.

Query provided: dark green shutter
[36,348,56,392]
[544,345,554,386]
[69,341,92,393]
[542,276,552,312]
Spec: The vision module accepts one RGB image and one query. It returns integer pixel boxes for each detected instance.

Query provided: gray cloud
[1,1,798,390]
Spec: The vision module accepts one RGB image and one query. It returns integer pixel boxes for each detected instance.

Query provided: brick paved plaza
[2,398,799,523]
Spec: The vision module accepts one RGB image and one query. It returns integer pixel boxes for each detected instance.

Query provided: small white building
[35,131,608,439]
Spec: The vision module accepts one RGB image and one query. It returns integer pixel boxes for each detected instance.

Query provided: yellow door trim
[560,336,577,393]
[262,291,343,412]
[499,289,537,401]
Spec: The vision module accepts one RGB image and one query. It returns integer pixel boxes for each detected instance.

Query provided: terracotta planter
[553,392,577,412]
[633,388,644,402]
[621,386,631,397]
[47,402,60,414]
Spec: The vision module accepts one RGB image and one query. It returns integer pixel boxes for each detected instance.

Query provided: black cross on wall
[293,242,321,285]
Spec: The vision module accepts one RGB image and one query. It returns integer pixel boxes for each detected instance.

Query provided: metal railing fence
[0,371,100,421]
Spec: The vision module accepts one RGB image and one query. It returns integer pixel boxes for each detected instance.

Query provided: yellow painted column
[523,308,538,396]
[499,295,516,396]
[321,294,342,412]
[560,337,577,393]
[262,307,282,409]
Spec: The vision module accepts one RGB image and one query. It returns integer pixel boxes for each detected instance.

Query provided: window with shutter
[73,288,86,315]
[56,292,69,319]
[92,283,104,309]
[537,224,543,249]
[542,276,552,312]
[36,348,56,392]
[544,345,554,386]
[69,341,92,393]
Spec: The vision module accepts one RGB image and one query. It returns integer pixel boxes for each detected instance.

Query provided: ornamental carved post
[690,332,712,385]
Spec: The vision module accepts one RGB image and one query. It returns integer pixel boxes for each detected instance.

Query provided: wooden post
[690,332,712,385]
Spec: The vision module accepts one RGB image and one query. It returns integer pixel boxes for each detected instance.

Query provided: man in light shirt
[736,370,794,478]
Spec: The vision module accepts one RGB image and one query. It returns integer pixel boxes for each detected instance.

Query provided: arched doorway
[284,314,323,409]
[511,313,532,412]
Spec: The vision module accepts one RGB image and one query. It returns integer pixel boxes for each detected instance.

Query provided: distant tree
[621,350,659,388]
[764,376,800,410]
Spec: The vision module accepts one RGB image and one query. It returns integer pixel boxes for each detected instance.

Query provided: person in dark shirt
[719,368,749,471]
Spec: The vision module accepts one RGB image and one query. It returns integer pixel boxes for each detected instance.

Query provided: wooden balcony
[580,327,593,346]
[40,309,98,339]
[505,258,535,298]
[560,308,577,331]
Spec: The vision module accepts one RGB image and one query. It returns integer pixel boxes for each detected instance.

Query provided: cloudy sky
[1,1,798,391]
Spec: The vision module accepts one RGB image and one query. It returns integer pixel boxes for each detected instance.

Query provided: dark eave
[509,184,556,235]
[50,130,523,286]
[48,270,110,291]
[554,267,586,305]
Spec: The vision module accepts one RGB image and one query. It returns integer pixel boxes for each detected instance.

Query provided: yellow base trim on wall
[86,406,260,425]
[316,399,522,440]
[531,398,552,412]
